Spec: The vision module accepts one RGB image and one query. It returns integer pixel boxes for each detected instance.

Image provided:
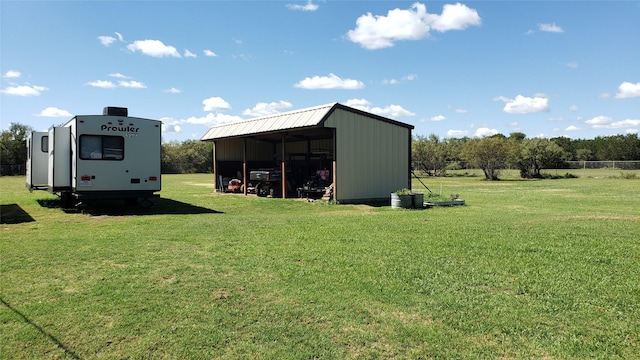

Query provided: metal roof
[200,102,337,141]
[200,102,414,141]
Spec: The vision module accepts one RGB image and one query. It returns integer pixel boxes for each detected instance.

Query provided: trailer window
[80,135,124,160]
[41,136,48,152]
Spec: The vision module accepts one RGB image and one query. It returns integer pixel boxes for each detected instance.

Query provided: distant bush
[539,172,579,179]
[619,171,638,179]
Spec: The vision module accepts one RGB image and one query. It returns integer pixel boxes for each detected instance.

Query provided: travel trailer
[26,107,162,207]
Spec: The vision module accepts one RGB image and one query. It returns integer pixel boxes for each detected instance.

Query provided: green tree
[161,140,213,174]
[412,134,449,176]
[0,123,33,175]
[509,132,527,142]
[516,138,570,178]
[576,148,593,167]
[459,135,512,180]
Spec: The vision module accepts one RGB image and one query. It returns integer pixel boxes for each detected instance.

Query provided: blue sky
[1,1,639,143]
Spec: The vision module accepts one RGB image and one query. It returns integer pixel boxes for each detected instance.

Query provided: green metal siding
[325,109,410,202]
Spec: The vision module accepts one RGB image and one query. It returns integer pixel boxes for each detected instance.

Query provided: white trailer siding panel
[71,115,161,193]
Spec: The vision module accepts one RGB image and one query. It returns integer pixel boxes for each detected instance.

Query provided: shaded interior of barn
[213,126,335,198]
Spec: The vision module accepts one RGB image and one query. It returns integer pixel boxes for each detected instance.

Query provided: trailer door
[48,126,72,192]
[26,131,49,190]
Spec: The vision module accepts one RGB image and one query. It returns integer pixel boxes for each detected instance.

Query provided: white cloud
[286,0,319,11]
[615,81,640,99]
[86,78,145,89]
[185,112,243,126]
[162,123,182,133]
[383,73,418,85]
[495,95,549,114]
[86,80,116,88]
[202,97,231,112]
[447,129,468,137]
[204,49,218,57]
[565,125,580,131]
[243,101,293,117]
[426,115,446,122]
[598,93,611,99]
[586,116,640,129]
[160,117,182,134]
[370,104,415,118]
[344,98,372,109]
[294,73,364,89]
[1,84,48,96]
[429,2,482,32]
[36,107,73,117]
[184,49,197,58]
[98,35,117,46]
[473,127,498,137]
[165,87,181,94]
[2,70,21,78]
[98,33,124,46]
[585,115,612,127]
[539,23,563,33]
[109,73,130,79]
[118,80,146,89]
[566,62,579,68]
[455,108,467,113]
[344,98,414,118]
[568,104,578,111]
[346,2,480,50]
[127,39,181,58]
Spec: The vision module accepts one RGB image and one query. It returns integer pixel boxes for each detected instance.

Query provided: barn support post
[281,133,287,198]
[242,138,247,196]
[212,141,218,192]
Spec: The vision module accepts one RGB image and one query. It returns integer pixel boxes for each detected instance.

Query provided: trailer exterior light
[149,176,158,181]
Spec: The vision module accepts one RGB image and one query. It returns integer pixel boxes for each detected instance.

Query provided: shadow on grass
[0,204,35,224]
[0,297,81,359]
[37,197,223,216]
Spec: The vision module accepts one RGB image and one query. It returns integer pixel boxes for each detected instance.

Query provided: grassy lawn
[1,170,639,359]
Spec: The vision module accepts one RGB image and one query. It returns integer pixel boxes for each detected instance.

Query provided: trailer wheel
[139,198,154,208]
[60,192,74,208]
[256,182,269,197]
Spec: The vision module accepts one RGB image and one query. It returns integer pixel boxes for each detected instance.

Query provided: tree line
[413,132,640,180]
[2,122,639,179]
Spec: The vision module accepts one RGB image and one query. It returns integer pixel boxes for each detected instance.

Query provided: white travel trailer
[26,107,162,207]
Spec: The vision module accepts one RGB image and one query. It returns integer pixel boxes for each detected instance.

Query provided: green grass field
[1,170,639,359]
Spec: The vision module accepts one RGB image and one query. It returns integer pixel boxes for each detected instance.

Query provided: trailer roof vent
[103,107,128,117]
